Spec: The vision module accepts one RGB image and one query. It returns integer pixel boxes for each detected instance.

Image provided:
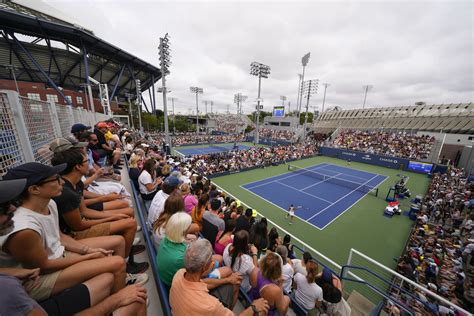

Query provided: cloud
[43,0,473,114]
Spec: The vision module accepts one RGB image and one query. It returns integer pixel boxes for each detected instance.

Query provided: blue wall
[319,147,409,170]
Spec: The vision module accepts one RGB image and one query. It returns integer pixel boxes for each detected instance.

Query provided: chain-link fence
[0,93,27,176]
[0,90,111,176]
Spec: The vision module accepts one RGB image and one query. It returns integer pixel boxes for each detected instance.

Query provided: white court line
[275,180,333,204]
[307,174,381,222]
[239,185,324,231]
[318,175,389,230]
[244,163,329,190]
[300,172,343,191]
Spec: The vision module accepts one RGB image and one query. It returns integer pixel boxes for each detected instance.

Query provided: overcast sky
[35,0,474,114]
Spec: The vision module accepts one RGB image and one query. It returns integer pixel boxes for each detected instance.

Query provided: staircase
[347,290,376,315]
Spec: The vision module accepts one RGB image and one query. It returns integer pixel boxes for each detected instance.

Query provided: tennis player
[286,204,296,225]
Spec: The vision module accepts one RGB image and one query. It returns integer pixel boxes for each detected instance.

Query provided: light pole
[280,95,287,112]
[298,53,310,123]
[210,101,214,114]
[158,33,171,148]
[362,85,373,109]
[296,74,302,116]
[303,79,319,139]
[125,93,135,129]
[135,79,143,133]
[321,83,330,114]
[190,86,203,134]
[234,93,248,115]
[168,97,177,134]
[250,61,271,144]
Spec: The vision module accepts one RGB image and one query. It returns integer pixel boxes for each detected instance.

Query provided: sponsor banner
[320,147,409,170]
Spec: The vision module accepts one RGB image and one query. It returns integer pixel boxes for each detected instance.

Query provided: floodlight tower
[190,86,203,134]
[298,53,310,122]
[168,97,177,134]
[250,61,271,144]
[280,95,287,112]
[158,33,171,146]
[125,92,135,129]
[362,85,373,109]
[321,83,330,114]
[234,93,248,115]
[303,79,319,139]
[135,79,143,133]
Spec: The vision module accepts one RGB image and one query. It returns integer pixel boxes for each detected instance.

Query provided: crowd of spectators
[210,113,250,134]
[170,133,245,146]
[395,167,473,314]
[332,130,436,160]
[0,121,150,315]
[187,142,318,175]
[257,128,298,142]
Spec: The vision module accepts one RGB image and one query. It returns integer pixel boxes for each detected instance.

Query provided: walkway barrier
[0,90,110,175]
[128,171,172,316]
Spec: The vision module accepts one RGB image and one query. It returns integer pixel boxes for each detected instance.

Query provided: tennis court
[175,143,251,156]
[242,163,388,229]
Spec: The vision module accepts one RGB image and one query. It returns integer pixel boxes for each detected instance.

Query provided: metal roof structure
[0,0,161,110]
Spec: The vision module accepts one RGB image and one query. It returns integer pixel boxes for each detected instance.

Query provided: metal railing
[0,90,111,176]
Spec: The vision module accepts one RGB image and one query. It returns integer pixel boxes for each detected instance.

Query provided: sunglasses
[37,174,62,185]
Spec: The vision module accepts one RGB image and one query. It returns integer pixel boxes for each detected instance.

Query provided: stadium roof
[0,0,161,105]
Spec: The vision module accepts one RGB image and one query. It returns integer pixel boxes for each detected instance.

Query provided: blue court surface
[241,163,388,229]
[175,144,251,156]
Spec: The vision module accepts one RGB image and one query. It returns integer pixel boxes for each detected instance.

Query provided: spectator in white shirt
[293,260,323,315]
[276,245,294,293]
[147,176,180,229]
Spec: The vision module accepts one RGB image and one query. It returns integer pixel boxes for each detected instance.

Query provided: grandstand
[0,1,473,315]
[314,102,474,134]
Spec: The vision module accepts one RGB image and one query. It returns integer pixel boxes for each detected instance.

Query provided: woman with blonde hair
[152,192,199,248]
[250,252,290,316]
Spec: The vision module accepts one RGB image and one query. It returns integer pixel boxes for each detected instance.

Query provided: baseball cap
[49,138,88,153]
[70,123,91,134]
[164,176,181,188]
[210,199,221,211]
[96,122,108,128]
[322,267,333,282]
[245,208,253,217]
[3,162,67,188]
[0,179,27,204]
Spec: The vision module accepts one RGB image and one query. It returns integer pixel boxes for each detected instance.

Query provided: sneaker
[126,261,149,274]
[133,236,141,246]
[131,244,145,255]
[126,273,149,286]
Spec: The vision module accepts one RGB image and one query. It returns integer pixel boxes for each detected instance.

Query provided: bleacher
[313,103,474,134]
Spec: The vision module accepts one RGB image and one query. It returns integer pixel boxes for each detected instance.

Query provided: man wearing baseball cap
[147,175,181,228]
[50,137,88,153]
[0,162,131,302]
[94,122,121,168]
[71,123,91,140]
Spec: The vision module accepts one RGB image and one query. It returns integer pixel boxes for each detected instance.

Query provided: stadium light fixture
[362,85,373,109]
[298,53,310,122]
[321,83,330,114]
[168,97,177,134]
[190,86,203,134]
[302,79,319,139]
[250,62,271,144]
[234,93,248,115]
[158,33,172,148]
[280,95,287,112]
[135,79,143,133]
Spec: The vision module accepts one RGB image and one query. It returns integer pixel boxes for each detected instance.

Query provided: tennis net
[287,164,378,195]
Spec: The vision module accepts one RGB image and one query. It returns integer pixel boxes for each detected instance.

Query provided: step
[347,290,376,316]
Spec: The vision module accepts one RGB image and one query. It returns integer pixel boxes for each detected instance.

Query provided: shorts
[39,283,91,315]
[25,270,61,301]
[209,284,234,308]
[88,201,104,211]
[289,211,295,217]
[96,149,111,158]
[73,222,111,240]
